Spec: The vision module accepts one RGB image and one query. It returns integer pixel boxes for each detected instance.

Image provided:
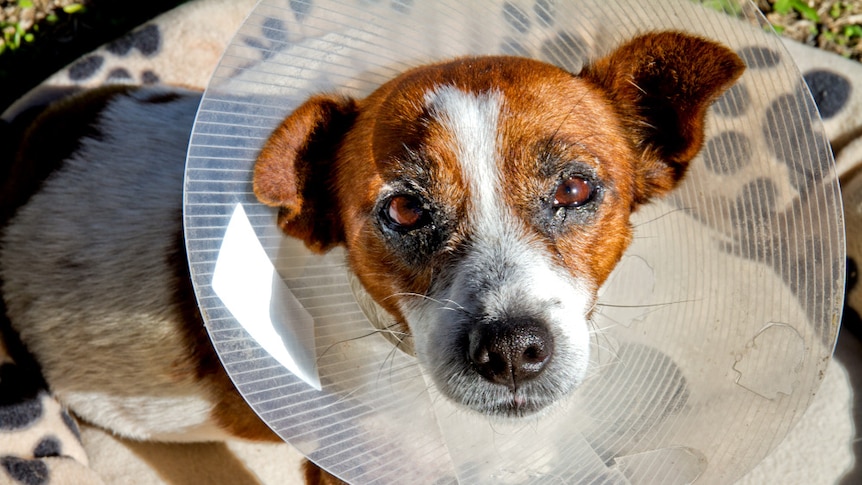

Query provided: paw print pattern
[577,343,689,462]
[723,172,842,338]
[289,0,313,21]
[728,177,780,262]
[241,0,418,68]
[0,354,85,484]
[737,45,782,69]
[803,70,852,120]
[32,438,62,459]
[703,131,752,175]
[496,1,590,73]
[714,83,751,118]
[242,17,290,63]
[763,87,833,189]
[0,363,43,431]
[533,0,556,27]
[539,31,589,73]
[666,39,848,335]
[67,24,162,85]
[1,456,49,485]
[0,360,81,485]
[503,2,531,34]
[67,55,105,82]
[106,24,161,57]
[504,0,558,31]
[705,46,783,182]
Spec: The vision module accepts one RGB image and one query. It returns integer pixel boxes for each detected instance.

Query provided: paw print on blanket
[0,340,104,484]
[66,24,162,86]
[804,69,852,120]
[660,40,847,351]
[497,0,595,72]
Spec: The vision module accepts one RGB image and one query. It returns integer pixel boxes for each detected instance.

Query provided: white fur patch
[403,86,593,412]
[65,392,228,442]
[424,86,504,232]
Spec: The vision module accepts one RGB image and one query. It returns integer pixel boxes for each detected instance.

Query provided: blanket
[1,0,861,483]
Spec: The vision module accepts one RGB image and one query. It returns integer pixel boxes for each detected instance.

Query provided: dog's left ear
[254,94,359,253]
[582,31,745,205]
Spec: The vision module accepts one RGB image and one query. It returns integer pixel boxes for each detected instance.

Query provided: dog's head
[253,31,744,417]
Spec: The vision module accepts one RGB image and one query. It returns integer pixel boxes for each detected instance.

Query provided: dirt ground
[756,0,862,61]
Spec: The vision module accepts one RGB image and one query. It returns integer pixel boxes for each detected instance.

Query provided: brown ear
[582,31,745,204]
[253,94,358,253]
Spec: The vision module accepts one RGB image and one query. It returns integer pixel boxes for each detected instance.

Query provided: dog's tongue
[184,0,844,483]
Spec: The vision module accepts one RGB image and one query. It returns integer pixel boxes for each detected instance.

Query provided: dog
[0,31,742,483]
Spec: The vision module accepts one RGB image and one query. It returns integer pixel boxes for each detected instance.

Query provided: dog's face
[254,31,744,417]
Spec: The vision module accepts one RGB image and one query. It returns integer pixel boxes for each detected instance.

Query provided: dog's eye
[553,176,595,208]
[385,195,428,231]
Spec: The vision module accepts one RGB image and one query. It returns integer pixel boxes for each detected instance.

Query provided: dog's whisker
[594,299,701,324]
[384,292,471,316]
[590,337,615,367]
[588,321,621,334]
[590,340,620,357]
[326,336,423,403]
[626,77,648,95]
[441,298,466,311]
[584,357,626,381]
[586,297,698,363]
[377,348,418,389]
[316,326,412,366]
[583,311,623,366]
[594,297,700,310]
[374,324,410,337]
[382,291,438,304]
[631,207,694,230]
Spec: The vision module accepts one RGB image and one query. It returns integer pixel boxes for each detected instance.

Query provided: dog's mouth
[477,390,554,418]
[346,271,585,417]
[437,354,575,418]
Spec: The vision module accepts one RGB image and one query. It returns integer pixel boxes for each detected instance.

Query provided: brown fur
[302,459,348,485]
[581,31,746,205]
[254,95,358,253]
[254,31,745,319]
[1,31,743,485]
[168,233,281,441]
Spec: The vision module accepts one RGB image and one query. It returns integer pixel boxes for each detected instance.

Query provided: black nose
[468,319,554,388]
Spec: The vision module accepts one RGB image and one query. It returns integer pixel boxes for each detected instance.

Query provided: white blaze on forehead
[408,86,593,395]
[421,84,594,329]
[424,86,506,230]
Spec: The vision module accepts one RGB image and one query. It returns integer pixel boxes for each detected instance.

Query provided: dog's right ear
[581,31,745,206]
[254,94,358,253]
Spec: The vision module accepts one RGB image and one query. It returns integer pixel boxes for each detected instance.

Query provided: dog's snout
[468,320,554,389]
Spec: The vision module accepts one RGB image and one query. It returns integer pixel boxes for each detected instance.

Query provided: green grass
[1,0,860,114]
[0,1,87,55]
[0,1,187,113]
[773,0,820,22]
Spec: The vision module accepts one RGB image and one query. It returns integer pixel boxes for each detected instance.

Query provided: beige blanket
[2,0,861,483]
